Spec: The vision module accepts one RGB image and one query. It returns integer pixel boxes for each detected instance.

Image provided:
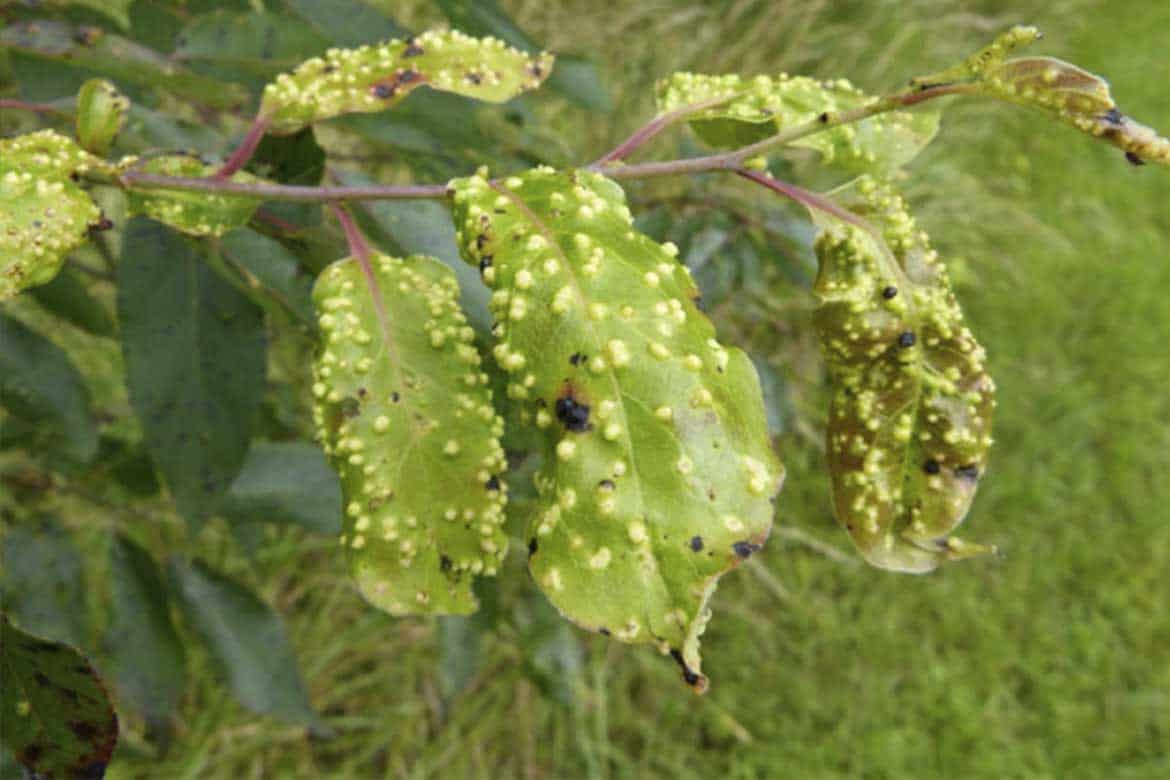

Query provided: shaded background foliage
[1,0,1168,777]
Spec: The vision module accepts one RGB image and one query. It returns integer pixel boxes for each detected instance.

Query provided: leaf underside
[312,253,508,615]
[813,177,996,573]
[450,168,784,691]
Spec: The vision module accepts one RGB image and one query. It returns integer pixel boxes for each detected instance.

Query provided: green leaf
[258,29,554,135]
[29,264,116,338]
[174,11,330,81]
[75,78,129,157]
[0,519,88,647]
[118,217,266,532]
[126,155,262,237]
[220,441,342,535]
[106,534,186,744]
[218,228,316,325]
[166,558,325,732]
[657,73,940,174]
[0,130,102,301]
[312,253,509,615]
[515,589,584,707]
[0,616,118,779]
[42,0,133,29]
[0,314,99,464]
[436,0,612,111]
[282,0,407,47]
[449,169,784,691]
[812,177,996,573]
[0,20,248,110]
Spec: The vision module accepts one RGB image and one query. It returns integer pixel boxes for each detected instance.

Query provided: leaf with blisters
[449,168,784,691]
[811,176,996,573]
[312,253,509,615]
[126,155,263,237]
[76,78,129,157]
[258,28,553,135]
[657,73,939,174]
[0,616,118,779]
[911,26,1170,166]
[1,131,102,300]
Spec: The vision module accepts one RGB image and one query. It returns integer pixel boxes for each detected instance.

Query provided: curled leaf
[312,253,508,615]
[76,78,129,157]
[812,177,996,572]
[1,131,102,300]
[126,155,261,236]
[657,73,939,174]
[259,28,554,135]
[450,168,784,691]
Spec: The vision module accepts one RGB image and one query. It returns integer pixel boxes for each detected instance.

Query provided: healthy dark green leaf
[0,616,118,779]
[29,265,116,338]
[167,558,325,732]
[281,0,407,47]
[220,441,342,535]
[218,228,316,325]
[118,217,266,532]
[0,313,99,464]
[515,590,583,707]
[174,10,330,85]
[106,534,186,744]
[0,520,88,647]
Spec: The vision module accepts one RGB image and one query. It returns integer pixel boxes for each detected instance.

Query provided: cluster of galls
[311,253,508,616]
[259,29,553,135]
[126,155,261,237]
[450,167,784,690]
[814,176,996,573]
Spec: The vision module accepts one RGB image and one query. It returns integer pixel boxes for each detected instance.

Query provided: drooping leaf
[218,228,316,325]
[0,314,99,464]
[281,0,408,47]
[1,130,102,300]
[220,441,342,535]
[106,534,186,744]
[166,558,325,732]
[75,78,129,157]
[126,155,263,237]
[812,176,996,572]
[0,616,118,779]
[911,25,1170,165]
[656,73,940,174]
[311,252,508,615]
[0,519,88,647]
[118,217,266,532]
[29,264,116,338]
[0,20,248,110]
[449,169,785,691]
[258,29,553,135]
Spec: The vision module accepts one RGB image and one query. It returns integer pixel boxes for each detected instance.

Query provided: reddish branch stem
[329,204,391,338]
[214,114,272,178]
[734,169,873,231]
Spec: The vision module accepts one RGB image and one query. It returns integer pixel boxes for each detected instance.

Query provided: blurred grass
[5,0,1167,777]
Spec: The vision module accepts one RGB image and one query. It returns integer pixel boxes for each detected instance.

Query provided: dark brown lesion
[369,69,423,100]
[555,386,592,432]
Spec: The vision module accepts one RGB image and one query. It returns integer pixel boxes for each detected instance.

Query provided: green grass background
[6,0,1170,777]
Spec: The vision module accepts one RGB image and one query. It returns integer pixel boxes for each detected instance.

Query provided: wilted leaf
[126,155,262,237]
[0,616,118,779]
[0,314,99,464]
[312,253,508,615]
[0,520,88,647]
[167,558,324,731]
[28,264,116,338]
[449,169,784,691]
[258,29,553,135]
[1,130,102,300]
[220,441,342,535]
[812,177,995,572]
[118,217,266,532]
[106,534,186,744]
[75,78,129,157]
[657,73,940,174]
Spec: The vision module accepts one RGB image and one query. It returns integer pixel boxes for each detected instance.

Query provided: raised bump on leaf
[258,28,554,135]
[312,253,508,616]
[656,73,939,173]
[126,155,262,236]
[449,168,784,691]
[1,131,102,300]
[76,78,129,157]
[812,176,996,573]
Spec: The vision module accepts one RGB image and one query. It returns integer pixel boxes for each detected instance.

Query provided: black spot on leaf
[555,396,591,432]
[732,541,761,558]
[689,536,704,552]
[897,331,917,348]
[924,458,942,475]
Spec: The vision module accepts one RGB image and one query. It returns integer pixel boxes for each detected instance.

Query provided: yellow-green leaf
[75,78,130,157]
[126,155,262,237]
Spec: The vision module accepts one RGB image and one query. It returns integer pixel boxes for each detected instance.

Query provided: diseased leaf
[126,155,262,237]
[282,0,407,47]
[450,169,784,691]
[166,558,325,731]
[0,314,99,464]
[221,441,342,535]
[29,265,116,338]
[118,217,266,532]
[1,130,102,300]
[76,78,129,157]
[812,177,996,573]
[0,616,118,779]
[106,534,186,744]
[312,253,508,615]
[0,520,88,647]
[657,73,939,174]
[258,29,553,135]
